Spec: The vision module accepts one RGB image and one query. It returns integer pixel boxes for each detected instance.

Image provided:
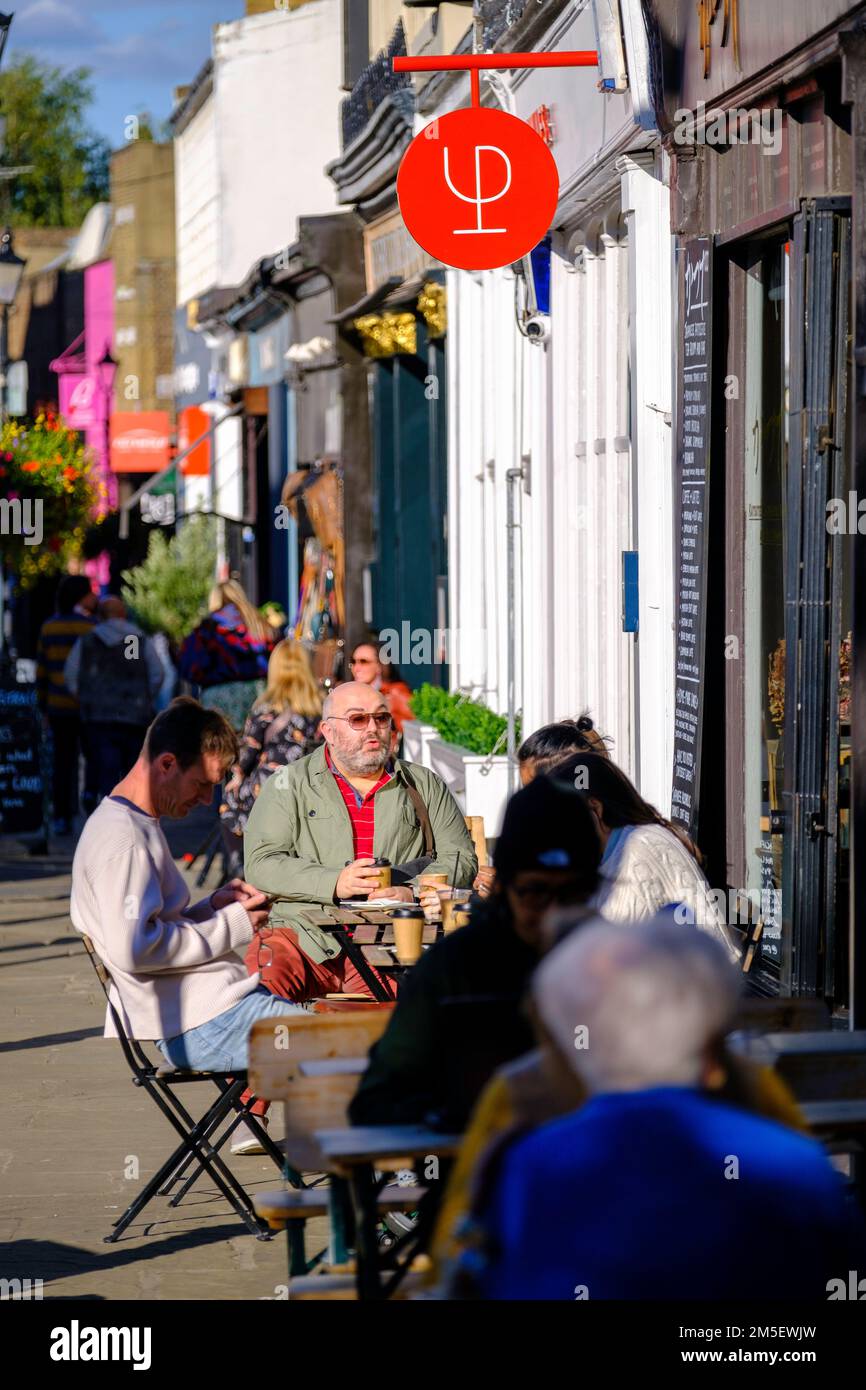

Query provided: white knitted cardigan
[590,822,739,960]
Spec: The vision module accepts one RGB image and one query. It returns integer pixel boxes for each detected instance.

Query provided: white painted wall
[175,96,219,307]
[618,152,676,814]
[214,1,342,287]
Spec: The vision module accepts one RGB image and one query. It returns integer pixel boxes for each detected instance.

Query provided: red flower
[62,466,77,481]
[0,467,5,478]
[21,461,40,472]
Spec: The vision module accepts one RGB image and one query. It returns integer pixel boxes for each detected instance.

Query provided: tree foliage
[121,514,218,646]
[0,55,110,226]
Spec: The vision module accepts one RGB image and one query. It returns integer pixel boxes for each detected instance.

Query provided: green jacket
[243,743,478,964]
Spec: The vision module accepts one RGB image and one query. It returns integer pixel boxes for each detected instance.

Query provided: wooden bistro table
[298,906,443,1003]
[314,1124,461,1300]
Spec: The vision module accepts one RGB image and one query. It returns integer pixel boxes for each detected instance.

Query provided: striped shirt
[36,611,96,714]
[325,747,392,860]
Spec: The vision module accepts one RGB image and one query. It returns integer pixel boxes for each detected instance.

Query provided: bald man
[243,680,477,1004]
[65,596,164,804]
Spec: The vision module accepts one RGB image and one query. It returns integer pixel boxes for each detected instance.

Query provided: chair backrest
[465,815,488,868]
[248,1009,394,1169]
[79,933,152,1076]
[247,1008,392,1100]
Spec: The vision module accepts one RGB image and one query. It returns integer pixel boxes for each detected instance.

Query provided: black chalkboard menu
[0,683,45,836]
[671,238,712,834]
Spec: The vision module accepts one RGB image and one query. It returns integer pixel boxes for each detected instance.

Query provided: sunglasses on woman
[328,711,393,732]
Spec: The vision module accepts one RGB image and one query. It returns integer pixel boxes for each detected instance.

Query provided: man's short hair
[56,575,93,615]
[144,697,239,771]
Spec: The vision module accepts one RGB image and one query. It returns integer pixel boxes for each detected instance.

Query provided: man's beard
[337,742,389,776]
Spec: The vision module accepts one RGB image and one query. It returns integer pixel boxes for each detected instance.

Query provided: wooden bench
[729,1029,866,1207]
[247,1008,427,1279]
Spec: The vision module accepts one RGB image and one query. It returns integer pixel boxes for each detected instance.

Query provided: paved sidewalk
[0,825,325,1301]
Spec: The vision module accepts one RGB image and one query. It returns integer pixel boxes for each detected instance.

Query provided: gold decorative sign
[352,312,417,359]
[417,282,446,340]
[699,0,741,79]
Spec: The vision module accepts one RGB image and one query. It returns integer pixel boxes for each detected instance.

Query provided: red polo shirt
[326,747,392,859]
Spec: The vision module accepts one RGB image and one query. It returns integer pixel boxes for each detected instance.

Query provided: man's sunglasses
[328,712,393,732]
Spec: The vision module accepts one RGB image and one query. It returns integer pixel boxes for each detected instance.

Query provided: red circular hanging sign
[397,106,559,272]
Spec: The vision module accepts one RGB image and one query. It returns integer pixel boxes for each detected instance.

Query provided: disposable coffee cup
[392,906,424,964]
[418,872,448,891]
[371,857,392,889]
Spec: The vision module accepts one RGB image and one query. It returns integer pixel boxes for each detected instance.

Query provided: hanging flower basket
[0,412,102,588]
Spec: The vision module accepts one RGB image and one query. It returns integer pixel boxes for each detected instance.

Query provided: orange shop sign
[109,412,171,473]
[178,405,211,476]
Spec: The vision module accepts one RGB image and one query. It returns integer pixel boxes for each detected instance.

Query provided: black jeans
[85,722,149,801]
[47,714,83,822]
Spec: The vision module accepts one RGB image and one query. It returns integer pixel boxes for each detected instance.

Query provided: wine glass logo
[443,143,512,235]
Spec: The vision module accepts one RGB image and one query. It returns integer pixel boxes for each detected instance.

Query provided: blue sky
[5,0,241,147]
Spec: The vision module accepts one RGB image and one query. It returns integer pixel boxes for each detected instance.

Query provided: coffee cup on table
[439,887,472,934]
[392,906,425,964]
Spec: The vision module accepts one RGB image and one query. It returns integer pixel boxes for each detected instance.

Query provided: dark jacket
[349,897,538,1130]
[177,604,273,689]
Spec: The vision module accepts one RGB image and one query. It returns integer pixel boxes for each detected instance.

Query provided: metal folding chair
[80,934,300,1242]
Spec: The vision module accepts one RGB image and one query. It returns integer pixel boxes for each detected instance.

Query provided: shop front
[660,0,864,1012]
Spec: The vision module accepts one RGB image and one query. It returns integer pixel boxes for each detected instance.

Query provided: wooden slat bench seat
[254,1183,428,1229]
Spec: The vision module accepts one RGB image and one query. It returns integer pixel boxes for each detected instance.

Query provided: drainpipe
[505,463,523,792]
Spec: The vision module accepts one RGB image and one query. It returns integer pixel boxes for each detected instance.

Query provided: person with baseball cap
[349,776,603,1133]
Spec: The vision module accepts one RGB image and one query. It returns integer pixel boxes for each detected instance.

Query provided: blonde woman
[178,578,275,730]
[220,640,322,841]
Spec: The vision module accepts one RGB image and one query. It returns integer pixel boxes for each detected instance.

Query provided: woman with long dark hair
[517,714,610,784]
[550,752,738,959]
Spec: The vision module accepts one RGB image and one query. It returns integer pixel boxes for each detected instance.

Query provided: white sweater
[591,823,739,960]
[71,797,259,1040]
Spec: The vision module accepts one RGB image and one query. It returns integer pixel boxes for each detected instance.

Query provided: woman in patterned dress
[219,641,323,869]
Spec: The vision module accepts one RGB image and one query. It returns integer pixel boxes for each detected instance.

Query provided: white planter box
[464,753,512,838]
[428,735,513,837]
[401,719,438,769]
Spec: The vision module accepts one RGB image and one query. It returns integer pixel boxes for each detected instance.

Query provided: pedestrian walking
[177,579,275,732]
[64,597,163,804]
[219,639,323,874]
[35,574,98,834]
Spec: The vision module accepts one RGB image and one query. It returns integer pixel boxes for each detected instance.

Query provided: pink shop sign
[59,373,104,429]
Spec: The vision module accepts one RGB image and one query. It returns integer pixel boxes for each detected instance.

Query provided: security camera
[524,314,551,344]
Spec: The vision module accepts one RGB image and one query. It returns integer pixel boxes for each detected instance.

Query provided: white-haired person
[451,915,864,1300]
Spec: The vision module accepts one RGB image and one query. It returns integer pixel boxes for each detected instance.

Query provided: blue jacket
[466,1087,865,1300]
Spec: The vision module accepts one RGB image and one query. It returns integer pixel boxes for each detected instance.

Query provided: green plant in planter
[409,683,518,757]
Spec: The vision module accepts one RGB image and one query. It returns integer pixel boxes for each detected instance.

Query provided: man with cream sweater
[70,698,304,1083]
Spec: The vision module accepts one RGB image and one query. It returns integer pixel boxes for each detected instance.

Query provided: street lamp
[96,341,118,475]
[0,225,25,419]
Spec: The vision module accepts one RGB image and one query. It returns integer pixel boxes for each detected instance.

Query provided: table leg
[333,925,393,1003]
[327,1175,354,1267]
[348,1162,384,1301]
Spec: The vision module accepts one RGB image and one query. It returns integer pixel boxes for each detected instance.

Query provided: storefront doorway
[701,201,851,1012]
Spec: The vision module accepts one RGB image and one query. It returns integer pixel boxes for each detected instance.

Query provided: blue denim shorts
[156,986,305,1073]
